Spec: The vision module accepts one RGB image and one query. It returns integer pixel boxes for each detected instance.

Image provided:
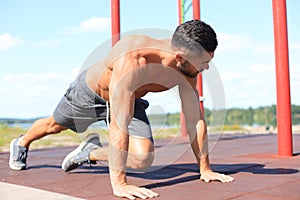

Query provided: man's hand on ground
[200,170,235,183]
[113,183,159,200]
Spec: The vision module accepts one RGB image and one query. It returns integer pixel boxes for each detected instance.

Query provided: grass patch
[209,124,246,132]
[0,126,25,151]
[152,127,181,139]
[0,125,109,152]
[1,123,253,152]
[0,124,180,152]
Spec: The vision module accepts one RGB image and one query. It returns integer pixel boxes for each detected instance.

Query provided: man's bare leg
[18,115,68,148]
[9,115,67,170]
[89,136,154,170]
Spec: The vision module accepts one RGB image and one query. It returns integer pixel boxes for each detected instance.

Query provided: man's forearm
[190,137,211,173]
[108,125,129,188]
[188,119,211,173]
[108,147,127,188]
[188,119,235,183]
[109,168,127,189]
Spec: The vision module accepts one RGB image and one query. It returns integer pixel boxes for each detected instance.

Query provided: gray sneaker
[62,133,102,172]
[9,137,28,170]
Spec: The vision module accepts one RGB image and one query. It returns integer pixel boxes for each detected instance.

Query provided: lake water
[8,123,33,129]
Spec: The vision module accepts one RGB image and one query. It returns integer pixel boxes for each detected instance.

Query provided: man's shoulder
[122,34,154,41]
[110,35,160,60]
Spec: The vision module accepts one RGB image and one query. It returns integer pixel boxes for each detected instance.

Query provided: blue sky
[0,0,299,118]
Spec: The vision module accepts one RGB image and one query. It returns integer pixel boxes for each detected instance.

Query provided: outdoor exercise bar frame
[110,0,293,156]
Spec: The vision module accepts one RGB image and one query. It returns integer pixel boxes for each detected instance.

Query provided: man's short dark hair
[171,20,218,53]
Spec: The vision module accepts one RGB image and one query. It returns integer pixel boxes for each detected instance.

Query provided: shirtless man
[9,20,234,199]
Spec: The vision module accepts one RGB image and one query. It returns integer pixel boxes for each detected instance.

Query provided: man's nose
[203,64,209,70]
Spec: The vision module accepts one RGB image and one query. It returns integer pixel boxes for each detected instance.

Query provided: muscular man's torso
[85,35,195,102]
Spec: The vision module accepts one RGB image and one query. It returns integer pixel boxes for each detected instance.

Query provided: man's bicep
[110,93,134,132]
[109,86,134,133]
[109,61,136,132]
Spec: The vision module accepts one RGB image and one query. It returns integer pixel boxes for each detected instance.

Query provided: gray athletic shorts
[53,70,153,142]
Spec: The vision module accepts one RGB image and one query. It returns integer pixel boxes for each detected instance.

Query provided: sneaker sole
[9,138,26,170]
[61,133,100,172]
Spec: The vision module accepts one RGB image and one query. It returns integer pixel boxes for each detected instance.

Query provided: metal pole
[272,0,293,156]
[178,0,184,24]
[111,0,120,46]
[192,0,204,115]
[178,0,188,137]
[192,0,200,19]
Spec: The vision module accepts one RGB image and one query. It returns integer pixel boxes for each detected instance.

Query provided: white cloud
[71,67,81,79]
[249,63,275,73]
[217,62,279,109]
[2,72,65,83]
[0,33,23,51]
[253,42,299,55]
[61,17,110,35]
[0,70,78,118]
[221,71,244,81]
[290,61,300,79]
[241,78,262,86]
[253,43,274,55]
[223,79,277,109]
[32,39,63,47]
[290,42,300,50]
[217,32,252,52]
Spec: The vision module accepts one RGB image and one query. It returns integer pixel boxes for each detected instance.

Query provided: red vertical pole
[192,0,204,115]
[177,0,185,24]
[178,0,188,137]
[111,0,120,46]
[178,0,183,24]
[272,0,293,156]
[192,0,200,19]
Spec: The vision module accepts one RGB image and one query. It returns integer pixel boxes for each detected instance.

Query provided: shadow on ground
[29,162,299,189]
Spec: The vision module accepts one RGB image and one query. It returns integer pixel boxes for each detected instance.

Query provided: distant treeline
[151,104,300,127]
[1,105,300,127]
[219,104,300,126]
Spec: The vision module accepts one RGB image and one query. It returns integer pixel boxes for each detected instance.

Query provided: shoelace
[17,147,27,162]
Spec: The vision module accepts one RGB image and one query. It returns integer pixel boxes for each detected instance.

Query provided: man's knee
[129,152,154,170]
[45,116,67,134]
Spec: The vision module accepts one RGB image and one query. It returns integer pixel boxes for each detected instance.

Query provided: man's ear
[175,52,186,63]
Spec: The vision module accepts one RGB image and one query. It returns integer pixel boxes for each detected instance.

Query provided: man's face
[178,52,214,78]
